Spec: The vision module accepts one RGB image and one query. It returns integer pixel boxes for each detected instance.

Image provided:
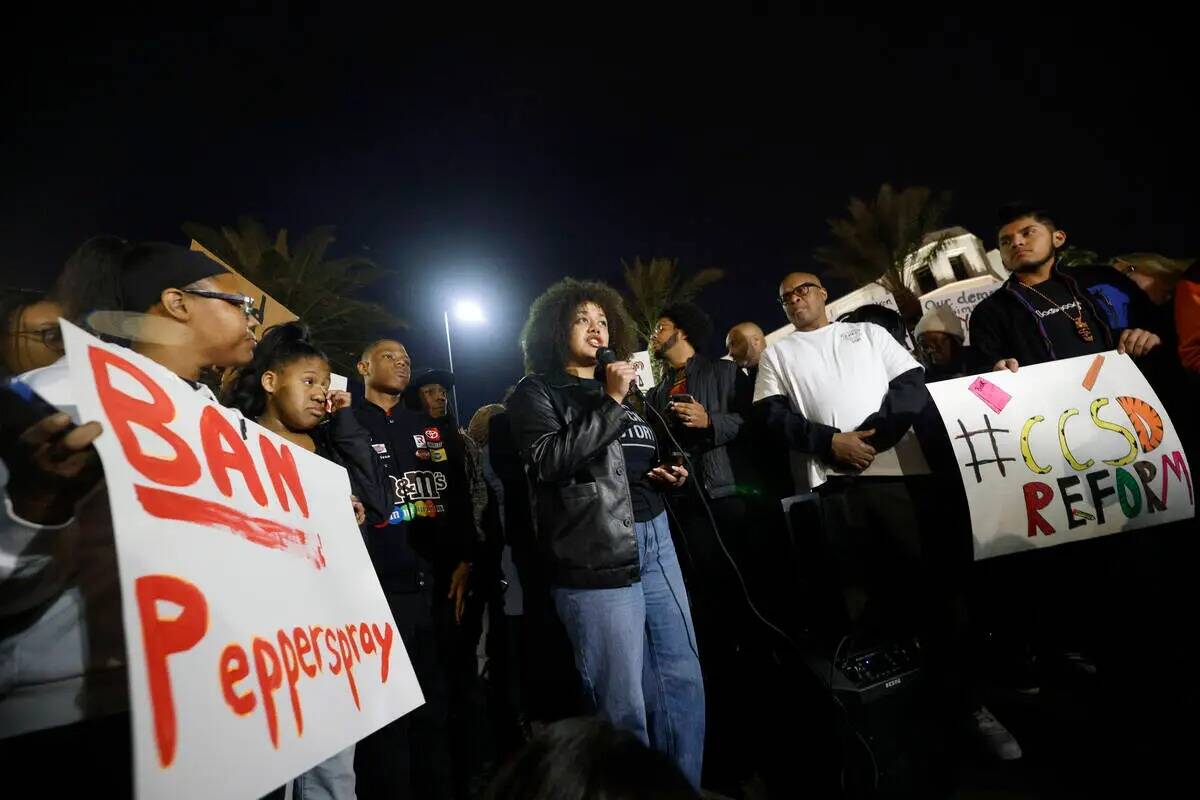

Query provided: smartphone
[670,393,695,405]
[1,379,73,463]
[2,380,66,434]
[666,450,686,468]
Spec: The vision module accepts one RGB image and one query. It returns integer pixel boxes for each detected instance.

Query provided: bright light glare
[454,300,486,324]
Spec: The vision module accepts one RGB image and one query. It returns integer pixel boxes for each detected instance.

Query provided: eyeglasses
[15,325,64,351]
[182,289,258,319]
[777,282,823,305]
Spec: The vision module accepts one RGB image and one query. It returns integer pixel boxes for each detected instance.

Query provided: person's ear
[158,288,190,322]
[261,370,278,395]
[1053,229,1067,249]
[356,358,370,378]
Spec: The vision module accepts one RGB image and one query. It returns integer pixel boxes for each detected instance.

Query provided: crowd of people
[1,202,1198,798]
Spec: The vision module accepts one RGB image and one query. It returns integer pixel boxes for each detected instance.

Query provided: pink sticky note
[967,377,1011,414]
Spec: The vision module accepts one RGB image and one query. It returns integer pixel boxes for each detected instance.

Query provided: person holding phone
[644,301,762,792]
[507,279,705,789]
[2,243,263,792]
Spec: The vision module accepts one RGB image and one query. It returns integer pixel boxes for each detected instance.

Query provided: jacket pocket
[559,482,599,501]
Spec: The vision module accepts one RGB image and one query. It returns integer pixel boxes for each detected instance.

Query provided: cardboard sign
[62,321,422,799]
[916,276,1002,345]
[630,349,656,390]
[927,352,1194,560]
[189,241,299,331]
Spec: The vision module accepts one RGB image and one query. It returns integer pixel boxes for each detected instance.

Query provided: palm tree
[182,217,403,374]
[1056,246,1105,269]
[814,184,952,323]
[621,257,724,346]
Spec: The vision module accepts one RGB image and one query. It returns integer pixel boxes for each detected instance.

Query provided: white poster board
[916,276,1002,345]
[927,352,1194,560]
[62,322,422,799]
[630,349,656,391]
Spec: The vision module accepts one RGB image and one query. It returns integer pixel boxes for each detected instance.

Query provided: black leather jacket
[507,369,644,589]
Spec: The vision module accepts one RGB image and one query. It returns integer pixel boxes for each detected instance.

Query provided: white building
[766,228,1008,347]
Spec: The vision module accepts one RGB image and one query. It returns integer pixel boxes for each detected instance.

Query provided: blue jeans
[293,745,356,800]
[553,511,705,787]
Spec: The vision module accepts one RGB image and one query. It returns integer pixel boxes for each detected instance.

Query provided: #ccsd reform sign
[927,351,1194,560]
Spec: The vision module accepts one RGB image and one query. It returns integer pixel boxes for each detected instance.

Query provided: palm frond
[814,184,953,320]
[620,257,725,345]
[182,217,404,374]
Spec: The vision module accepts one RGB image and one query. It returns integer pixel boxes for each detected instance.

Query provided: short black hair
[485,717,698,800]
[996,203,1059,237]
[360,338,404,363]
[520,278,636,375]
[660,301,713,351]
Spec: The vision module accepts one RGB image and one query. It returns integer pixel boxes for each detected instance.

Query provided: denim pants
[552,510,706,787]
[293,745,356,800]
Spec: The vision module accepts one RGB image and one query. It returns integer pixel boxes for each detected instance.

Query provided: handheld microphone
[595,347,644,400]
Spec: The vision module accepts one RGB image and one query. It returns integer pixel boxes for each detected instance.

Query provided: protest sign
[927,352,1193,559]
[62,321,422,799]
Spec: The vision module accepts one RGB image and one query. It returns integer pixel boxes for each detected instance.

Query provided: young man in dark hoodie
[968,204,1178,697]
[969,203,1163,372]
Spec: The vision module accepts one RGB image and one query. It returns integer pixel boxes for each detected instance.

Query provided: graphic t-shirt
[1010,276,1108,361]
[619,405,664,522]
[353,401,472,589]
[753,321,922,490]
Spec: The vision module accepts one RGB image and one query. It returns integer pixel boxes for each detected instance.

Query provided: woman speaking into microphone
[508,278,705,787]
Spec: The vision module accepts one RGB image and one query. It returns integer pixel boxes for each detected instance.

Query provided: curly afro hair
[520,278,637,375]
[659,301,713,351]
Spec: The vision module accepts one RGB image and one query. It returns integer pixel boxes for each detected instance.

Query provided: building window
[949,254,971,281]
[913,266,938,294]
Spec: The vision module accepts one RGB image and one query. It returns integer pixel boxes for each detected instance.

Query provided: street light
[443,299,486,421]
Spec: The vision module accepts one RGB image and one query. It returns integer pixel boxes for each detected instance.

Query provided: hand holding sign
[6,411,104,524]
[326,389,352,413]
[928,352,1193,560]
[61,321,423,800]
[1117,328,1161,358]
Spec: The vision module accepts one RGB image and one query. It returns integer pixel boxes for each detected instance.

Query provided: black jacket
[968,267,1124,370]
[353,401,475,593]
[507,370,646,590]
[488,410,535,558]
[308,409,392,527]
[644,353,746,499]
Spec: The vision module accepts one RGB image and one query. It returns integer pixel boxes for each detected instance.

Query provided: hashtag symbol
[955,415,1015,483]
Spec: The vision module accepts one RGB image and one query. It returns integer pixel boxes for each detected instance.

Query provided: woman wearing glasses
[1,289,64,376]
[507,278,705,789]
[1,236,135,377]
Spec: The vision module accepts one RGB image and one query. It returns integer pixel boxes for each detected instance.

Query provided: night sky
[4,11,1196,417]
